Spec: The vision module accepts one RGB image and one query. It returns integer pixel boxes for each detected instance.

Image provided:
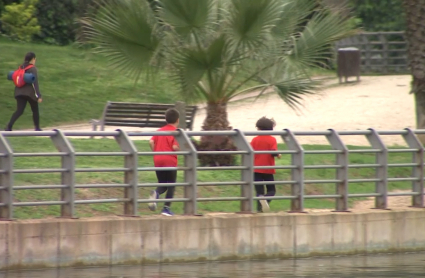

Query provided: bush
[33,0,76,45]
[33,0,99,45]
[349,0,405,31]
[0,0,40,41]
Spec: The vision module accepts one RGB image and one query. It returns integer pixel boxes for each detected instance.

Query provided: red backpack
[12,64,34,87]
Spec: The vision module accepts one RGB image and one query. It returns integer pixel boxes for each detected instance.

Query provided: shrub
[33,0,75,45]
[0,0,40,42]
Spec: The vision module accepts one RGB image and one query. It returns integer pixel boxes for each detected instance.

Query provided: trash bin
[337,47,361,83]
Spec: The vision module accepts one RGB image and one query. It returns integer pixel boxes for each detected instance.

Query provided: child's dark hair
[24,52,36,63]
[165,108,180,124]
[256,116,276,130]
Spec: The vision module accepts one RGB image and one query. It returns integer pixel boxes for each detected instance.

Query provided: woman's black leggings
[7,96,40,130]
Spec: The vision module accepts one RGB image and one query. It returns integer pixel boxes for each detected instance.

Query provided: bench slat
[104,121,192,128]
[105,115,194,120]
[92,102,197,131]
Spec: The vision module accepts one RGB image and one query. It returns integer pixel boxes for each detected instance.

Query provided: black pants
[254,172,276,211]
[155,170,177,207]
[7,96,40,130]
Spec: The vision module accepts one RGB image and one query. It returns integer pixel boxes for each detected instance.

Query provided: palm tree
[82,0,355,165]
[404,1,425,142]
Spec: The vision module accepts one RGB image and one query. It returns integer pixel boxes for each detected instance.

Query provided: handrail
[0,128,424,219]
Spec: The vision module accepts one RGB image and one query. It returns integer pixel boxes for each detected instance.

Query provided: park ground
[23,74,419,215]
[0,39,418,217]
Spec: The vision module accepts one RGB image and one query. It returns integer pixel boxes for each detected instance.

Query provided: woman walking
[5,52,43,131]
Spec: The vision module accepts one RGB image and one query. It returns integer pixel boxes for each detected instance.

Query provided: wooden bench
[90,101,198,133]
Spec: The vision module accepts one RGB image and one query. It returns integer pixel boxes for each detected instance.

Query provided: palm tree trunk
[195,102,236,166]
[404,0,425,142]
[202,102,231,131]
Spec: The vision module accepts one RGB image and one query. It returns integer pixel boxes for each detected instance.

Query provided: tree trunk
[194,102,236,166]
[404,0,425,142]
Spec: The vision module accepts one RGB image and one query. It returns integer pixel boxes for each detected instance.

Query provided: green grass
[0,38,179,129]
[4,137,415,219]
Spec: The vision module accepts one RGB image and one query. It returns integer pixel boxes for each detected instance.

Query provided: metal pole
[282,129,304,212]
[326,129,349,211]
[366,128,388,209]
[50,130,76,218]
[175,129,198,215]
[114,130,139,216]
[231,129,254,213]
[403,129,424,207]
[0,134,13,220]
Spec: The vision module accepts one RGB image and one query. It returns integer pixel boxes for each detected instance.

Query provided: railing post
[366,128,388,209]
[50,130,76,218]
[403,129,424,208]
[363,34,372,73]
[379,33,389,74]
[231,129,254,213]
[282,129,304,213]
[326,129,349,212]
[114,130,138,216]
[0,134,13,220]
[175,129,198,215]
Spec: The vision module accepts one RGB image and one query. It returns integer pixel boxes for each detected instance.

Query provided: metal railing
[0,128,424,219]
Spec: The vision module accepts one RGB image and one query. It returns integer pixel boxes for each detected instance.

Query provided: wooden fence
[335,31,408,73]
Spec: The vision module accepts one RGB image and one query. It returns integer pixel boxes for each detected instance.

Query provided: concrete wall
[1,209,425,270]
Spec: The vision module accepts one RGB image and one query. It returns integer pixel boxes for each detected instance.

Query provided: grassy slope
[0,38,179,129]
[7,137,413,219]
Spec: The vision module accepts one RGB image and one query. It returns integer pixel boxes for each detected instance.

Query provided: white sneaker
[259,195,270,212]
[148,190,158,211]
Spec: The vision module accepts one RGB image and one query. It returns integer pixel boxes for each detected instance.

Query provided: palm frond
[272,0,316,39]
[171,35,231,102]
[268,74,320,110]
[287,7,358,69]
[159,0,216,41]
[82,0,160,79]
[251,60,321,109]
[224,0,285,54]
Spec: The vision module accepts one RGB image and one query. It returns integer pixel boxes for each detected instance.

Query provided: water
[1,252,425,278]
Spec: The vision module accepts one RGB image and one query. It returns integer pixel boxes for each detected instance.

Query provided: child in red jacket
[148,108,180,216]
[250,117,281,212]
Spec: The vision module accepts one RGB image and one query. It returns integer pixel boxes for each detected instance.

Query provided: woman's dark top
[14,62,42,102]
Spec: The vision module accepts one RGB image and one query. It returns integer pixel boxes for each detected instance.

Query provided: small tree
[0,0,40,42]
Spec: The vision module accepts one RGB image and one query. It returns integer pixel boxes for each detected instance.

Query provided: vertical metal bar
[114,130,139,216]
[174,129,198,215]
[282,129,304,212]
[0,134,13,220]
[231,129,254,213]
[326,129,349,211]
[403,129,424,207]
[366,128,388,209]
[50,130,76,218]
[379,33,389,74]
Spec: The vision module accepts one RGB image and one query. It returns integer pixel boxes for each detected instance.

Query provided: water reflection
[1,252,425,278]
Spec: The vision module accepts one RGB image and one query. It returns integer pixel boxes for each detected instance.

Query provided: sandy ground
[46,75,415,146]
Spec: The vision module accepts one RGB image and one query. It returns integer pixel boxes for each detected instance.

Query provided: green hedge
[349,0,405,31]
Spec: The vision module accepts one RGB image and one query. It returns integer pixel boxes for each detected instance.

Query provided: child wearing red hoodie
[250,117,281,212]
